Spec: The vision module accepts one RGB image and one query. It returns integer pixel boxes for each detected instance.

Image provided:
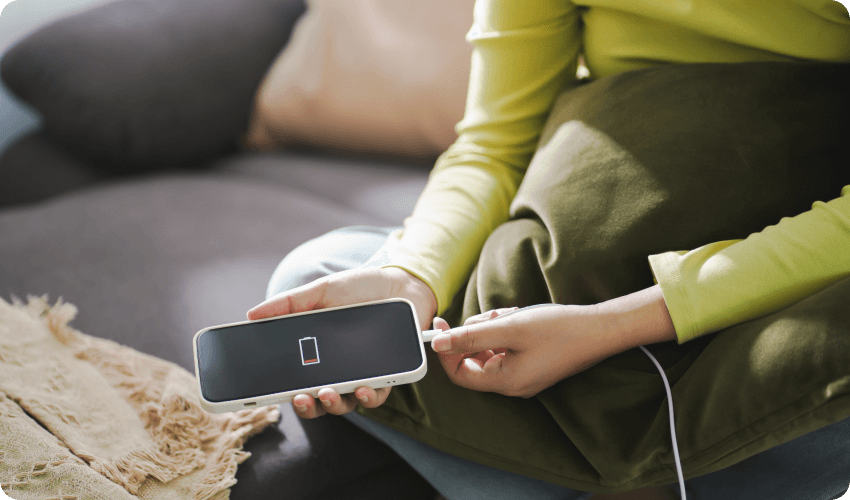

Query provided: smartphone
[193,298,427,413]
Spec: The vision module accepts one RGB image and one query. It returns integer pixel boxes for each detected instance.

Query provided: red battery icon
[300,337,320,365]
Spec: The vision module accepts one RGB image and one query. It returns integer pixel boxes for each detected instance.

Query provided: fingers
[247,267,405,321]
[354,386,391,409]
[247,279,328,320]
[432,308,518,391]
[291,394,326,418]
[431,316,514,355]
[437,348,508,393]
[292,389,357,418]
[318,388,360,415]
[432,316,451,332]
[291,386,392,419]
[462,307,519,327]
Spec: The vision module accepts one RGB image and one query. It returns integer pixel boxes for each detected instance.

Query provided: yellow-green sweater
[383,0,850,343]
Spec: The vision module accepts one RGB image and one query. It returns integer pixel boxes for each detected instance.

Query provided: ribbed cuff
[363,230,448,315]
[648,252,698,344]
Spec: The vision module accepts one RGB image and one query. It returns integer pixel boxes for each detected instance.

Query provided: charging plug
[421,329,442,343]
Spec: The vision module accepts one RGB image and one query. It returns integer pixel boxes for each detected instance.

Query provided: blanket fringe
[22,295,280,500]
[87,445,198,494]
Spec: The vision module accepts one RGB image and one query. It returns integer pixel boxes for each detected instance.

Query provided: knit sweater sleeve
[650,185,850,343]
[380,0,582,313]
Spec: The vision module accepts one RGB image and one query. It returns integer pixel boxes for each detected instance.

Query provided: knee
[265,226,397,300]
[266,233,339,300]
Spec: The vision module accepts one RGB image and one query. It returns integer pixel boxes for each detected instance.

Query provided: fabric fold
[360,61,850,493]
[0,296,278,500]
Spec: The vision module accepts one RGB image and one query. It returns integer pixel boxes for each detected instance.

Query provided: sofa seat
[0,148,438,499]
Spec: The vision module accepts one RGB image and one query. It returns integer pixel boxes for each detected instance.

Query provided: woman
[249,1,850,498]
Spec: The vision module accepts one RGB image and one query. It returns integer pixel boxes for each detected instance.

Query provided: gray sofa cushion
[0,131,108,208]
[1,0,305,170]
[0,0,116,157]
[0,152,433,498]
[214,152,432,224]
[0,170,383,366]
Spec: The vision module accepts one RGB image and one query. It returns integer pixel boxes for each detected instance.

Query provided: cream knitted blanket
[0,296,279,500]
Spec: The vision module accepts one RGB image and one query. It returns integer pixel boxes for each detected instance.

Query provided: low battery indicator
[300,337,320,365]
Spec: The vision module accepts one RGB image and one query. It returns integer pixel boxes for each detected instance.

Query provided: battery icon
[299,337,320,365]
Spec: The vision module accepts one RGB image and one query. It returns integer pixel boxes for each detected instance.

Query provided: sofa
[0,0,447,498]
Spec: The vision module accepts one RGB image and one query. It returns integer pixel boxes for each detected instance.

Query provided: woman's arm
[247,0,583,419]
[651,185,850,343]
[430,285,676,397]
[429,187,850,396]
[382,0,583,314]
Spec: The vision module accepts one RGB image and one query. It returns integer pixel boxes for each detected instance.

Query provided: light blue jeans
[266,226,850,500]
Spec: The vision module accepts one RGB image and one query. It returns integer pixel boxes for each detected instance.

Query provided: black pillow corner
[0,0,306,171]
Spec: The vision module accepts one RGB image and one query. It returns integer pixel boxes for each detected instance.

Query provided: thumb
[432,317,451,331]
[247,279,328,320]
[431,319,511,355]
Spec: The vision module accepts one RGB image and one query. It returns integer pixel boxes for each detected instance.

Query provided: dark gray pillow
[0,0,305,171]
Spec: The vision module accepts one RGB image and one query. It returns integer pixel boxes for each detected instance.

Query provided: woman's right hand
[246,266,438,419]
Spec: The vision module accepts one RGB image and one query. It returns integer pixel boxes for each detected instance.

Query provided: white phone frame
[193,298,428,414]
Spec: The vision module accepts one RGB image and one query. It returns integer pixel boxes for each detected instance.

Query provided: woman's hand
[247,266,438,418]
[430,285,677,398]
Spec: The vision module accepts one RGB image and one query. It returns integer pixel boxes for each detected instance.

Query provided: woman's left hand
[430,285,678,398]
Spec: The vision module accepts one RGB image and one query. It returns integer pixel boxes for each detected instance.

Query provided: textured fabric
[0,296,279,499]
[0,393,138,499]
[0,0,305,169]
[382,0,850,317]
[357,67,850,491]
[245,0,474,159]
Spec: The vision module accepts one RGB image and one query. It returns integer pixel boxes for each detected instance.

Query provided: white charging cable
[421,329,442,343]
[422,304,687,499]
[638,344,687,499]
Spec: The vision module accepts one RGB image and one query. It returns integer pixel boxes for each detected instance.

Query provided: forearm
[387,267,438,324]
[594,285,678,352]
[650,185,850,343]
[387,163,519,314]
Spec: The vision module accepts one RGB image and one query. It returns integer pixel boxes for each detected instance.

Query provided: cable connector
[421,329,442,343]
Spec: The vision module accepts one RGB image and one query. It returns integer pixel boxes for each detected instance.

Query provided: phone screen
[195,301,423,402]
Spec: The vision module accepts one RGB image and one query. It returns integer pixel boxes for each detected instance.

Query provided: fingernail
[293,400,307,411]
[432,336,451,352]
[320,398,331,408]
[357,394,369,404]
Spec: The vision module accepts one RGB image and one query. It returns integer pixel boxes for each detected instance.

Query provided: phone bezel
[192,298,428,414]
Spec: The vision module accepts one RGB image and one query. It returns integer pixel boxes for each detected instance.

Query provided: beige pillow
[244,0,474,158]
